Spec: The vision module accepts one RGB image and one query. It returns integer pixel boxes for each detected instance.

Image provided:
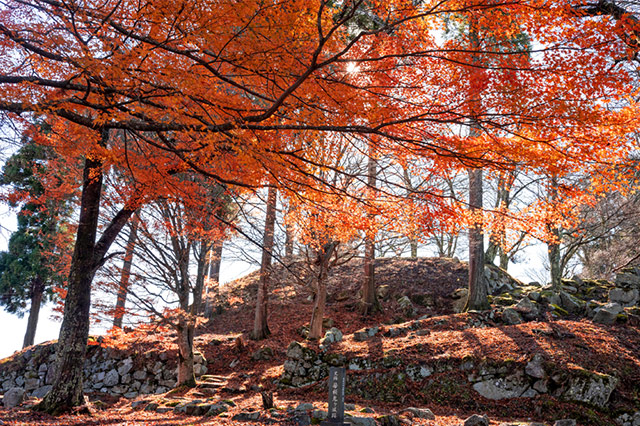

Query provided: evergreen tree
[0,140,71,347]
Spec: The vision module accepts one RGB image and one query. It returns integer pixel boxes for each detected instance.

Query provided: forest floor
[1,257,640,426]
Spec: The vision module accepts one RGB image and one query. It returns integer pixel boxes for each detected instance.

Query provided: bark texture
[35,154,104,414]
[360,147,380,315]
[464,167,490,311]
[203,239,223,318]
[35,129,136,414]
[22,277,44,348]
[252,185,277,340]
[113,214,139,329]
[308,242,337,339]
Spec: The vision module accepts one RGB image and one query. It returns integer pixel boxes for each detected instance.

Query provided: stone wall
[280,339,619,409]
[0,342,208,401]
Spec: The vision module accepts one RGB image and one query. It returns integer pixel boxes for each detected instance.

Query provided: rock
[104,369,119,387]
[207,403,229,416]
[311,409,328,421]
[131,399,150,409]
[291,413,311,425]
[287,342,305,360]
[515,298,538,316]
[464,414,490,426]
[377,414,401,426]
[560,370,618,407]
[376,285,390,300]
[473,375,533,400]
[525,354,546,379]
[553,420,577,426]
[252,346,274,361]
[405,364,433,381]
[609,288,639,307]
[194,363,208,376]
[118,358,133,376]
[593,302,623,325]
[321,328,343,345]
[24,377,39,391]
[345,416,377,426]
[560,291,584,313]
[31,385,52,399]
[402,407,435,419]
[397,295,416,317]
[354,327,378,342]
[133,370,147,380]
[4,388,25,408]
[144,402,159,412]
[232,411,261,421]
[615,272,640,288]
[295,402,315,411]
[528,291,541,302]
[502,308,522,325]
[194,352,206,365]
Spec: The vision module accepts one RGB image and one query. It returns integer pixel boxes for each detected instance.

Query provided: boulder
[345,416,377,426]
[117,358,134,376]
[553,420,577,426]
[560,370,618,407]
[515,298,538,316]
[3,387,25,408]
[502,308,522,325]
[31,385,52,399]
[593,302,623,325]
[464,414,490,426]
[402,407,435,420]
[525,354,546,379]
[559,291,584,314]
[251,346,274,361]
[104,369,119,387]
[321,328,343,345]
[397,295,416,317]
[353,326,379,342]
[473,373,536,400]
[615,272,640,288]
[609,288,639,307]
[207,402,229,416]
[295,402,315,411]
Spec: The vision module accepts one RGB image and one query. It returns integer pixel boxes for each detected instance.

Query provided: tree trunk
[193,239,211,315]
[23,277,44,348]
[409,239,418,258]
[285,214,294,258]
[113,214,139,329]
[203,239,223,318]
[35,153,104,414]
[464,166,490,311]
[548,177,562,290]
[252,185,277,340]
[176,317,196,387]
[308,242,337,339]
[360,146,379,316]
[499,252,509,270]
[35,129,136,414]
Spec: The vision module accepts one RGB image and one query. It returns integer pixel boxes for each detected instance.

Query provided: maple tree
[0,0,638,414]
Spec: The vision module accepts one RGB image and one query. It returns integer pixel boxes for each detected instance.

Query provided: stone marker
[321,367,348,426]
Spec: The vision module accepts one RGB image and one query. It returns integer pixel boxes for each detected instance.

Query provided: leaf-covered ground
[2,257,640,425]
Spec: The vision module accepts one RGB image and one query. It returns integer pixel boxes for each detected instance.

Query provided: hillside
[1,257,639,426]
